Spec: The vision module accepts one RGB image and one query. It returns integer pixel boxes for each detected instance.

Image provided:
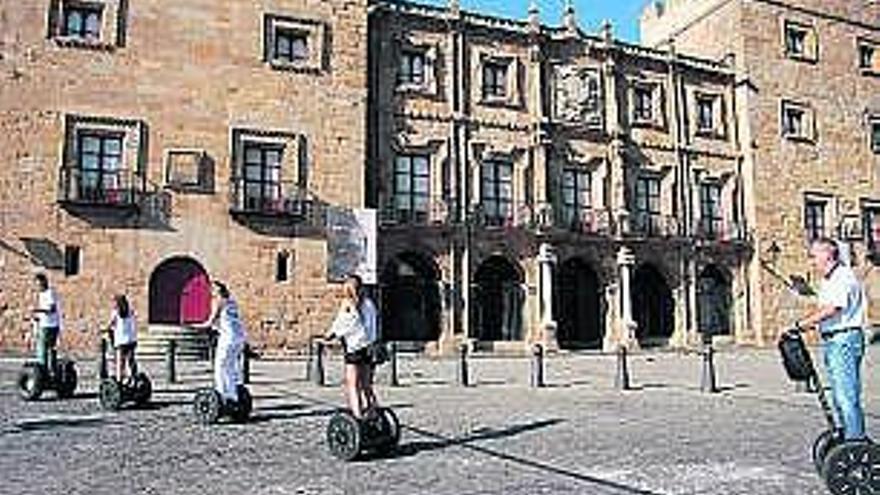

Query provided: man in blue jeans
[795,237,867,441]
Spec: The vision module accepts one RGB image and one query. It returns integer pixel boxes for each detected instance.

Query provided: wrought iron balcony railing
[58,167,142,210]
[229,179,317,222]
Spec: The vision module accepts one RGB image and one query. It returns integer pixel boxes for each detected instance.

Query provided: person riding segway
[191,281,252,424]
[17,274,77,400]
[324,274,399,461]
[98,294,151,410]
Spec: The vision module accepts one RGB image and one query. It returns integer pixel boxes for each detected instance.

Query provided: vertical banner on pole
[326,207,377,284]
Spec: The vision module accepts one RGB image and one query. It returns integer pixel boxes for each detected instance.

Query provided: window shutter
[46,0,61,39]
[425,45,438,95]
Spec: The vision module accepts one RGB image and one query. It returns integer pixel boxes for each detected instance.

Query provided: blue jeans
[36,326,59,369]
[822,329,866,440]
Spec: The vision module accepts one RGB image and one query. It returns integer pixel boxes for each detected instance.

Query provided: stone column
[537,243,558,349]
[617,246,638,349]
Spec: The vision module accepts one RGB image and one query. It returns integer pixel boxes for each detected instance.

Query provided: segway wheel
[327,411,362,461]
[193,388,222,425]
[132,373,152,407]
[230,385,252,423]
[823,441,880,495]
[813,429,843,475]
[99,378,123,411]
[56,360,78,399]
[17,363,45,401]
[377,407,401,453]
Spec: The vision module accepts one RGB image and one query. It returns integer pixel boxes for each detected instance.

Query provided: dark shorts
[116,342,137,353]
[344,347,372,366]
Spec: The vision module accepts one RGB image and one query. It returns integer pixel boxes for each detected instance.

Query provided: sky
[420,0,650,41]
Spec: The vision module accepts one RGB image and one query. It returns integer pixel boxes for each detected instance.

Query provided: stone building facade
[642,0,880,343]
[369,1,751,353]
[0,0,368,353]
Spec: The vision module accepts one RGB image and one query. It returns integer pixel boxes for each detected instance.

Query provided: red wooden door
[180,272,211,324]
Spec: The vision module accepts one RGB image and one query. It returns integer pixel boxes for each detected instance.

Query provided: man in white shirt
[795,237,867,440]
[32,274,62,369]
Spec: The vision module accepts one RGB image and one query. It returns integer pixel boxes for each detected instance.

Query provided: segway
[18,321,78,401]
[192,385,253,424]
[778,329,880,494]
[326,407,401,461]
[99,373,152,411]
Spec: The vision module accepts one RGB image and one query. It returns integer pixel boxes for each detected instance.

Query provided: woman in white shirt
[198,281,247,403]
[325,274,378,418]
[106,294,137,382]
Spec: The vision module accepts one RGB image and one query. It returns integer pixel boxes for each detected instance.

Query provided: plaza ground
[0,345,878,495]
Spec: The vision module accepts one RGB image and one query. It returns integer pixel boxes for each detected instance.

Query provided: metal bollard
[242,343,251,385]
[166,339,177,384]
[459,342,470,387]
[700,345,719,393]
[530,343,545,388]
[312,340,325,387]
[614,345,631,390]
[389,341,399,387]
[98,337,108,380]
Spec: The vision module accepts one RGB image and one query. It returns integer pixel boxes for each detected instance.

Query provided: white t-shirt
[111,310,137,346]
[218,298,246,344]
[817,264,866,334]
[37,288,61,330]
[330,305,370,353]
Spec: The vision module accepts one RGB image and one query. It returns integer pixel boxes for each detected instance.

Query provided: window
[275,251,290,282]
[561,168,591,229]
[699,183,722,238]
[264,15,325,72]
[634,86,654,122]
[243,143,283,212]
[783,20,817,61]
[482,61,508,99]
[62,3,102,40]
[860,44,875,69]
[781,101,813,141]
[785,24,806,57]
[64,245,81,277]
[696,96,716,133]
[274,28,309,63]
[804,200,826,241]
[393,154,430,223]
[634,176,661,234]
[398,50,426,86]
[77,132,126,203]
[481,160,513,226]
[871,119,880,153]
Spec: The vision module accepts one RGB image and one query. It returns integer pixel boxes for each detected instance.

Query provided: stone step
[136,325,211,361]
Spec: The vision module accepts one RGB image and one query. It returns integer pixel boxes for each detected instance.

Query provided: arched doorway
[556,258,603,349]
[149,257,211,325]
[473,256,524,341]
[381,252,441,342]
[632,263,674,346]
[697,264,733,338]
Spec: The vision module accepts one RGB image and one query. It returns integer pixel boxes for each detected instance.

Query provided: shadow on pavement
[384,420,666,495]
[14,416,106,433]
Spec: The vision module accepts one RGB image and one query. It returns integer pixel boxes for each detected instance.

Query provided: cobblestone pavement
[0,345,878,495]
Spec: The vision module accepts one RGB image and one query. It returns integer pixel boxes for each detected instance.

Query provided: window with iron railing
[242,143,283,212]
[634,176,661,234]
[699,183,722,239]
[561,168,591,230]
[481,160,513,226]
[393,154,430,223]
[804,200,826,241]
[75,132,130,204]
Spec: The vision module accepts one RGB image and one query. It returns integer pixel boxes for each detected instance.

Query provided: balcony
[229,179,317,224]
[625,212,681,238]
[57,167,142,213]
[694,219,751,244]
[550,206,614,236]
[470,201,540,229]
[380,195,451,227]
